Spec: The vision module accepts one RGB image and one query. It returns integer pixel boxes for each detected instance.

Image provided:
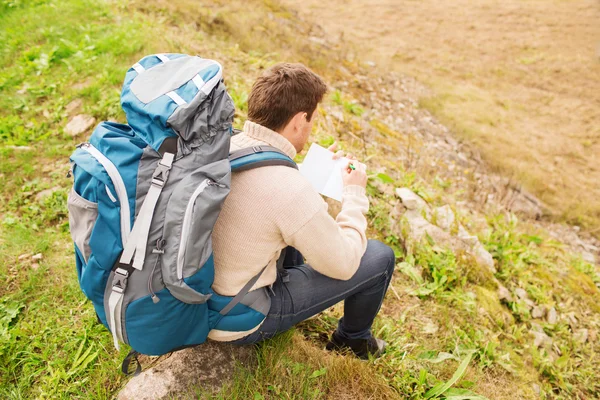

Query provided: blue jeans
[231,240,396,345]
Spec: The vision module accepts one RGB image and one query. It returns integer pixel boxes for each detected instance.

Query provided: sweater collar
[243,120,297,159]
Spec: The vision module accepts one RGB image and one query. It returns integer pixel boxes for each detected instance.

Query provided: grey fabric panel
[67,187,98,263]
[130,56,215,104]
[125,148,168,304]
[169,81,234,157]
[240,287,271,316]
[161,157,231,303]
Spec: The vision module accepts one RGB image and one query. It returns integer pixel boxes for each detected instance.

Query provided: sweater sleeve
[279,183,369,281]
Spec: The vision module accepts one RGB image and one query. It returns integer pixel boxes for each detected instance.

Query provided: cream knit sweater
[208,121,369,341]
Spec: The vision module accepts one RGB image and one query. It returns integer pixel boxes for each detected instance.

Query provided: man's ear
[289,111,306,132]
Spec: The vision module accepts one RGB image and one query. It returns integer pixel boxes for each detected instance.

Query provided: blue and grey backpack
[67,54,297,366]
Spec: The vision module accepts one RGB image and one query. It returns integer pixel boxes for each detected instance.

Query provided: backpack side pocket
[67,186,98,264]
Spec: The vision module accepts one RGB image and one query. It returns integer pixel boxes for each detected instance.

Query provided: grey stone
[472,243,496,274]
[573,329,588,343]
[65,98,83,114]
[395,188,428,211]
[498,285,513,302]
[505,188,544,220]
[581,251,596,265]
[547,307,558,324]
[65,114,96,137]
[35,186,61,201]
[515,288,528,300]
[531,306,545,319]
[531,330,552,348]
[31,253,43,261]
[457,225,479,247]
[117,342,255,400]
[434,205,455,231]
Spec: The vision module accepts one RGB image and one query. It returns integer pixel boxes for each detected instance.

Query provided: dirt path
[282,0,600,232]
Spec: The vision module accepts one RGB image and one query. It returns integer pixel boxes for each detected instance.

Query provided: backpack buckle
[112,267,130,293]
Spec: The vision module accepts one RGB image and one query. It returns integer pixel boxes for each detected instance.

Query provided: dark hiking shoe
[325,331,387,360]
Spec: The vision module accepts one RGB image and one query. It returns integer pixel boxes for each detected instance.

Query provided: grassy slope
[281,0,600,235]
[0,0,598,399]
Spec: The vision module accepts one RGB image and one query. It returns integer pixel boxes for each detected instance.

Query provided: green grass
[1,0,599,399]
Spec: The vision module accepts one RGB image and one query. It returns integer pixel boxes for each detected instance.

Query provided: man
[210,63,396,359]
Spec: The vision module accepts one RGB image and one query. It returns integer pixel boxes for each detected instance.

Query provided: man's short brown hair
[247,63,327,132]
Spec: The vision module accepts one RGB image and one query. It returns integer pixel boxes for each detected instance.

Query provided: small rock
[573,329,588,343]
[31,263,40,270]
[17,83,30,94]
[506,188,543,220]
[330,110,344,122]
[18,254,32,261]
[457,225,479,247]
[472,244,496,274]
[35,187,61,201]
[515,288,528,300]
[65,114,96,137]
[581,251,596,264]
[422,321,439,334]
[32,253,43,261]
[395,188,428,211]
[532,384,540,395]
[547,307,558,324]
[65,98,83,115]
[6,146,32,151]
[434,205,455,231]
[531,330,552,348]
[531,306,545,319]
[498,285,513,302]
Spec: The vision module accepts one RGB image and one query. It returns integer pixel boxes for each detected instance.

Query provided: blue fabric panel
[72,167,97,203]
[207,299,267,331]
[79,256,110,304]
[176,79,200,104]
[74,244,84,282]
[70,149,114,189]
[121,87,178,151]
[199,63,220,82]
[230,152,296,171]
[89,181,122,269]
[139,56,162,71]
[89,122,146,227]
[183,254,215,294]
[126,288,210,356]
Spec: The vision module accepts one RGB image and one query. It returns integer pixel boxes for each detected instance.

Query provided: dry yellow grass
[282,0,600,233]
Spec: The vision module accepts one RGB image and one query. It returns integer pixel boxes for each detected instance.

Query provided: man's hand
[328,142,367,188]
[328,142,353,161]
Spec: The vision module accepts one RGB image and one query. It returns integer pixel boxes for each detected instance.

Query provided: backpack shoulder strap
[229,145,297,172]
